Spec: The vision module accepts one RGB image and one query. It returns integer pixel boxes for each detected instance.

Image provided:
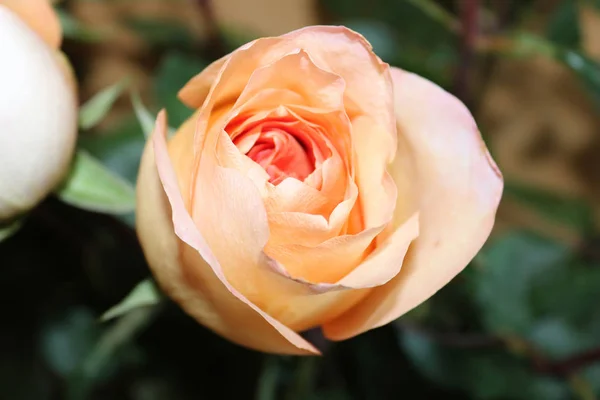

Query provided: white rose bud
[0,2,77,221]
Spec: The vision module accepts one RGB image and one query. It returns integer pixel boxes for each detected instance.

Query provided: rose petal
[282,26,395,152]
[2,0,61,49]
[323,68,503,340]
[146,111,319,353]
[178,37,280,109]
[165,110,201,210]
[234,50,346,113]
[215,104,353,246]
[151,110,387,347]
[352,116,397,232]
[179,26,395,159]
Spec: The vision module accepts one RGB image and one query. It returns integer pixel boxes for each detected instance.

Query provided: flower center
[240,128,314,184]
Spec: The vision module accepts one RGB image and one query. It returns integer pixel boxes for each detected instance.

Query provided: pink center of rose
[230,117,328,186]
[245,129,314,184]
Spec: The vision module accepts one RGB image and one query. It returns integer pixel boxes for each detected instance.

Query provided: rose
[0,0,77,220]
[137,26,503,354]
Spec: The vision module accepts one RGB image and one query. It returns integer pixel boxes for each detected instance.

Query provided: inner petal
[245,129,313,184]
[230,112,336,187]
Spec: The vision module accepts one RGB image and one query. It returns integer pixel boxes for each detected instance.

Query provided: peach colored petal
[267,212,418,286]
[267,178,357,247]
[212,103,353,247]
[216,129,271,193]
[334,213,419,288]
[154,111,386,347]
[222,50,352,171]
[2,0,61,49]
[166,111,200,210]
[323,68,503,340]
[149,110,318,354]
[178,37,281,109]
[233,50,346,113]
[179,27,395,160]
[282,26,395,155]
[352,116,397,232]
[266,226,382,284]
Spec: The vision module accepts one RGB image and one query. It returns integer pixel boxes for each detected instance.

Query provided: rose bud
[137,26,503,354]
[0,0,77,220]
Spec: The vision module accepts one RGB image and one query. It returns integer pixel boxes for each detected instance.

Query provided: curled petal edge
[152,110,320,355]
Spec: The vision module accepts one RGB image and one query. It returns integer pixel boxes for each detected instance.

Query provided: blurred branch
[406,0,461,33]
[193,0,227,58]
[398,321,502,349]
[399,323,600,377]
[532,347,600,377]
[454,0,480,106]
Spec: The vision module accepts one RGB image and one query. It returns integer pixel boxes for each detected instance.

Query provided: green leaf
[78,118,146,185]
[546,0,581,48]
[154,51,205,128]
[56,9,107,43]
[399,329,569,400]
[255,357,281,400]
[329,0,458,87]
[79,78,130,130]
[78,117,147,226]
[40,307,98,378]
[474,231,571,335]
[527,318,591,358]
[285,357,319,400]
[55,150,136,214]
[344,20,399,62]
[504,182,594,232]
[554,48,600,105]
[475,232,600,364]
[101,279,162,321]
[131,92,155,138]
[0,219,22,242]
[530,261,600,324]
[68,307,158,400]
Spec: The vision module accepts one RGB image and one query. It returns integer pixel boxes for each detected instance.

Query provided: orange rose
[0,0,77,220]
[137,26,503,354]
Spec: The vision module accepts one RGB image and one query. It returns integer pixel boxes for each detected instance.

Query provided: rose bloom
[0,0,77,220]
[137,26,503,354]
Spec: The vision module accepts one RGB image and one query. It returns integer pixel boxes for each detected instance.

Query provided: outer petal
[138,112,318,354]
[352,116,397,233]
[323,68,503,340]
[187,113,375,332]
[0,7,76,220]
[179,27,395,157]
[282,26,396,153]
[2,0,62,49]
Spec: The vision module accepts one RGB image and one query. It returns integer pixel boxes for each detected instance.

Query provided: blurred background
[1,0,600,399]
